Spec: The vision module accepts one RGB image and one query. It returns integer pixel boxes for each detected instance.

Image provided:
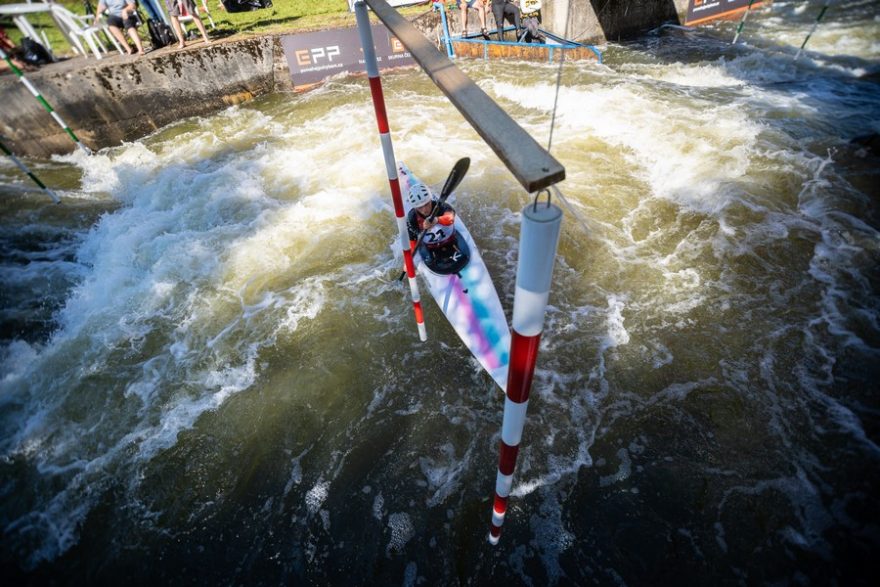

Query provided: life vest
[519,0,541,18]
[407,204,456,250]
[419,211,455,248]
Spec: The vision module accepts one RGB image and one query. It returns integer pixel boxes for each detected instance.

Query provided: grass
[0,0,432,57]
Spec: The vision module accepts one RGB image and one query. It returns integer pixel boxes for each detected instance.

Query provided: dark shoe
[481,28,490,40]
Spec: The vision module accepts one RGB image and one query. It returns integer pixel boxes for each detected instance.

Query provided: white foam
[0,340,38,386]
[305,480,330,515]
[372,492,385,521]
[386,512,415,555]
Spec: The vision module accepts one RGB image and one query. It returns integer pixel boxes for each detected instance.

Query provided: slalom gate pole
[795,1,834,60]
[354,0,428,342]
[489,198,563,545]
[0,48,91,155]
[435,2,455,60]
[0,137,61,203]
[732,0,756,44]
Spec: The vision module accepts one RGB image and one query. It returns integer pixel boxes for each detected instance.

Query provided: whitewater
[1,1,878,583]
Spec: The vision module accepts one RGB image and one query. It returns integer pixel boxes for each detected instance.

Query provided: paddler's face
[417,201,433,215]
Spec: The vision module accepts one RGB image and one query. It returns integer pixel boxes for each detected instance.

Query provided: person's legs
[191,14,210,43]
[506,4,522,37]
[126,28,144,54]
[477,1,488,33]
[169,16,186,48]
[107,25,131,54]
[492,2,504,40]
[459,2,468,35]
[125,19,145,54]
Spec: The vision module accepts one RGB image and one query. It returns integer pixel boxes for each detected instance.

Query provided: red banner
[685,0,763,26]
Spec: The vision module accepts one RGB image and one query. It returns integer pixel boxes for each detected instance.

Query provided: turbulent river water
[2,1,879,584]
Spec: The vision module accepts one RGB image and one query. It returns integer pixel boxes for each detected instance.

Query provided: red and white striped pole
[489,199,563,545]
[355,0,427,341]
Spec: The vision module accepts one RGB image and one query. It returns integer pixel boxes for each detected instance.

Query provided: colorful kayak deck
[398,161,511,391]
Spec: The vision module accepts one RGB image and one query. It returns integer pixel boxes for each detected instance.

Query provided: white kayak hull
[398,162,510,391]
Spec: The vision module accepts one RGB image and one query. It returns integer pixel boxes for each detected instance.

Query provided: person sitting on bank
[491,0,522,42]
[94,0,145,55]
[0,27,36,71]
[164,0,211,49]
[454,0,490,40]
[406,181,457,264]
[519,0,545,43]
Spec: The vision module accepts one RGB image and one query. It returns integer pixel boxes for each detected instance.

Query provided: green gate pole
[0,136,61,203]
[795,1,834,60]
[0,47,92,155]
[732,0,757,44]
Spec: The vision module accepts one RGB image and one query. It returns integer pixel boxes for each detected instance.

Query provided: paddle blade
[439,157,470,201]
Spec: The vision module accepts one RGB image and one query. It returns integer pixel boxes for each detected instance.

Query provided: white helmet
[407,182,434,208]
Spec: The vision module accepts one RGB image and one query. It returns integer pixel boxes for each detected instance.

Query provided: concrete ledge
[1,1,701,159]
[0,36,288,158]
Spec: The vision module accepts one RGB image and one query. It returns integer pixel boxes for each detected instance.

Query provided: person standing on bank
[406,182,457,264]
[164,0,211,49]
[490,0,522,42]
[94,0,145,55]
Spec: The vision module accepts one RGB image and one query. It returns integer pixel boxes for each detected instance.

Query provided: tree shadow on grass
[230,14,304,34]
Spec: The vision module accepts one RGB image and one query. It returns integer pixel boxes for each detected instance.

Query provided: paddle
[398,157,470,282]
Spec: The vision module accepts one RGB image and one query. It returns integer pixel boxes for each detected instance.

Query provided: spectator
[519,0,545,43]
[454,1,490,40]
[164,0,211,49]
[0,27,36,71]
[491,0,521,42]
[94,0,146,55]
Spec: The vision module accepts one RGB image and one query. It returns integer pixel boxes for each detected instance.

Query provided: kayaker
[406,181,457,263]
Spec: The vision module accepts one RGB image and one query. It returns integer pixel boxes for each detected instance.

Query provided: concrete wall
[543,0,690,44]
[2,1,695,158]
[420,1,691,44]
[0,37,291,158]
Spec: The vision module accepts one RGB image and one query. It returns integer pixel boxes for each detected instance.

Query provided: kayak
[398,161,511,391]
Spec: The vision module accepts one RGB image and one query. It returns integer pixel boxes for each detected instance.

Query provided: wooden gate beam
[363,0,565,193]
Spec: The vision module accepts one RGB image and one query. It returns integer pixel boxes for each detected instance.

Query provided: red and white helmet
[407,182,434,208]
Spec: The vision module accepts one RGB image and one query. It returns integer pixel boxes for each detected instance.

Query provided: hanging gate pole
[354,1,428,341]
[0,48,91,155]
[0,137,60,203]
[489,199,563,545]
[731,0,757,44]
[435,2,455,60]
[795,1,834,60]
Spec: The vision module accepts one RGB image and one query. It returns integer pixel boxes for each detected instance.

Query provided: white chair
[50,6,124,59]
[177,0,216,33]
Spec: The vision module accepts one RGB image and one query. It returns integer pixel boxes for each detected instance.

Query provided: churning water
[1,1,878,584]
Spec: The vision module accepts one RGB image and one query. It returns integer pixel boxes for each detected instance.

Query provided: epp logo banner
[295,45,342,66]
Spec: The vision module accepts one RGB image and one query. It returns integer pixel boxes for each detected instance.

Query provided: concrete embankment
[433,0,691,44]
[544,0,690,43]
[0,37,293,158]
[1,0,692,158]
